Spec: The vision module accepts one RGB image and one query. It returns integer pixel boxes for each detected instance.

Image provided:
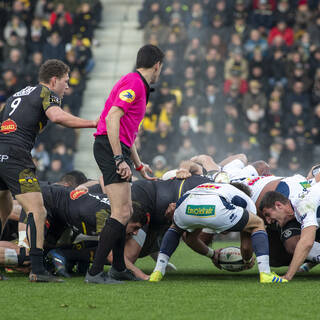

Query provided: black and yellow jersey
[0,84,61,152]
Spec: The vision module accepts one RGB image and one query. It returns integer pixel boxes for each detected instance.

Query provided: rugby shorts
[94,135,133,186]
[173,192,249,233]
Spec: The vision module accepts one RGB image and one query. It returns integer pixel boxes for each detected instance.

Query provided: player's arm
[130,143,156,181]
[190,155,220,172]
[284,225,316,280]
[45,106,97,128]
[184,229,216,260]
[240,231,255,269]
[219,153,248,168]
[175,160,203,179]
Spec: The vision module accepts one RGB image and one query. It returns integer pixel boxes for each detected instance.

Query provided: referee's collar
[136,71,154,104]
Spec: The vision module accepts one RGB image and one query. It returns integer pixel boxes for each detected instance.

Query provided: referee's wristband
[206,247,214,258]
[114,154,125,162]
[135,163,144,171]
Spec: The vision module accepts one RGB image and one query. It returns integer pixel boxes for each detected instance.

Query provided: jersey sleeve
[40,86,61,112]
[296,199,319,229]
[112,79,141,113]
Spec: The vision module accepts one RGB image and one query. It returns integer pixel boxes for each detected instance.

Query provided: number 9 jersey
[0,84,61,152]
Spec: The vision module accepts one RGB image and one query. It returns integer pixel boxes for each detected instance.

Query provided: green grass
[1,242,320,320]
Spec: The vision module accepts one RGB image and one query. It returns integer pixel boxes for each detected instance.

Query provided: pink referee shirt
[94,72,150,147]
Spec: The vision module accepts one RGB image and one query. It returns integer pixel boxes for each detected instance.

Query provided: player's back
[0,85,60,152]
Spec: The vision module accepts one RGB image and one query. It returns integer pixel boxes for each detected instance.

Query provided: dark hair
[60,170,88,188]
[130,201,148,226]
[38,59,70,83]
[136,45,165,69]
[230,182,252,197]
[259,191,289,212]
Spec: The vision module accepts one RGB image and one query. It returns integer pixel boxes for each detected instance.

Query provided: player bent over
[149,182,287,283]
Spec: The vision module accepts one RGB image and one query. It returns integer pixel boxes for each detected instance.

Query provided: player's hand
[139,163,157,181]
[211,248,222,270]
[165,202,176,221]
[176,168,191,179]
[243,256,255,270]
[75,184,88,192]
[282,274,292,281]
[116,161,132,181]
[93,117,99,128]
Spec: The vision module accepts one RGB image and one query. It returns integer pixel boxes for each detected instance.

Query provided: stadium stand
[0,0,102,182]
[137,0,320,177]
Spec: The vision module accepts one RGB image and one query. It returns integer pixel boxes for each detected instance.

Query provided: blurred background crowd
[1,0,320,181]
[0,0,102,182]
[136,0,320,178]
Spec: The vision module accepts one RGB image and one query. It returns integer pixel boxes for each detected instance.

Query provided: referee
[85,45,164,283]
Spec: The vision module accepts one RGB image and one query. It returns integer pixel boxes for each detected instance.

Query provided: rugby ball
[218,246,245,272]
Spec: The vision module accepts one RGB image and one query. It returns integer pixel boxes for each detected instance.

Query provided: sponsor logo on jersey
[119,89,136,103]
[299,181,311,190]
[70,189,88,200]
[196,184,221,190]
[0,119,17,134]
[49,94,61,105]
[186,205,216,217]
[0,155,9,162]
[13,86,36,97]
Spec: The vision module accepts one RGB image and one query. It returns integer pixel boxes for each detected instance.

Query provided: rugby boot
[166,262,177,272]
[298,262,317,273]
[149,271,163,282]
[29,270,64,282]
[260,272,288,283]
[108,266,142,281]
[46,249,71,278]
[84,271,123,284]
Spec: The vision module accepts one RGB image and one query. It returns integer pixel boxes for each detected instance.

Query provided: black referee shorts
[93,135,133,186]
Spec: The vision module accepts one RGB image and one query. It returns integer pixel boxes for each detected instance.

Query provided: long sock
[112,223,126,271]
[251,230,271,274]
[307,242,320,262]
[153,228,181,275]
[89,218,123,276]
[29,248,45,274]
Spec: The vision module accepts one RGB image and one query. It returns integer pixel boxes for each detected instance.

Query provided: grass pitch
[1,242,320,320]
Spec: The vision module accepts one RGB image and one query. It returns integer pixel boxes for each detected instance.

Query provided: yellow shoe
[260,272,288,283]
[149,271,163,282]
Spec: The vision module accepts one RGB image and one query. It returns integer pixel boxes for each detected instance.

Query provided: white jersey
[174,183,256,233]
[290,182,320,230]
[223,159,259,180]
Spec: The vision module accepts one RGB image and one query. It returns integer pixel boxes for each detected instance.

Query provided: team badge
[119,89,135,103]
[70,189,88,200]
[0,119,17,134]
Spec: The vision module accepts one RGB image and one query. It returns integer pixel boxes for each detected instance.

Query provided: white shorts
[173,193,247,233]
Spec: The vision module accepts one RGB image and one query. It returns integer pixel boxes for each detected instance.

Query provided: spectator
[244,29,268,59]
[175,137,198,166]
[25,52,43,85]
[144,15,169,45]
[243,80,267,111]
[4,15,27,43]
[268,20,294,47]
[43,32,66,61]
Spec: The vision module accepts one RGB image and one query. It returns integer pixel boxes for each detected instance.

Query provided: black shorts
[93,135,132,186]
[0,146,40,196]
[267,225,293,267]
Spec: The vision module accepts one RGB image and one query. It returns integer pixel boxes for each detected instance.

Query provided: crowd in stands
[0,0,102,182]
[137,0,320,178]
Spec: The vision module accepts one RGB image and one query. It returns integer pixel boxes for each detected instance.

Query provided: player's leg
[0,190,13,238]
[15,192,62,282]
[241,213,287,283]
[87,182,135,282]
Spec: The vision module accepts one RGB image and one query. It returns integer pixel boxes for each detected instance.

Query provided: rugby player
[259,183,320,281]
[0,182,147,279]
[0,59,97,282]
[149,182,286,283]
[86,45,164,284]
